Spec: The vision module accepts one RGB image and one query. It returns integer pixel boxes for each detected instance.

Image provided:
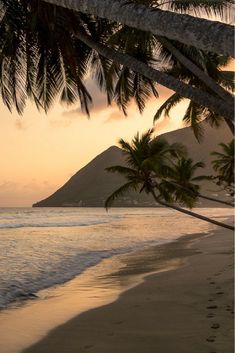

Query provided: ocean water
[0,207,232,310]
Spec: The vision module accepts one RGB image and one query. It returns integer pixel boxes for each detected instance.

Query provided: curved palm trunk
[158,38,234,104]
[43,0,234,57]
[75,32,234,121]
[150,190,234,231]
[158,37,235,135]
[198,193,234,207]
[162,179,234,207]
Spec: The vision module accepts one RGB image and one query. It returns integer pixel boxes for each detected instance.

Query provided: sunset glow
[0,83,188,207]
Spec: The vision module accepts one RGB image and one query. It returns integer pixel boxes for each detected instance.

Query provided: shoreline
[0,230,208,353]
[23,226,234,353]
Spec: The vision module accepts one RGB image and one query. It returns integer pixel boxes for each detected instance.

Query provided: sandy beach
[23,226,234,353]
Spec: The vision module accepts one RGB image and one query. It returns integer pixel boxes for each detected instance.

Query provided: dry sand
[24,227,234,353]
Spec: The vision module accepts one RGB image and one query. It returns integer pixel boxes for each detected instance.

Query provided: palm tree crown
[105,129,184,208]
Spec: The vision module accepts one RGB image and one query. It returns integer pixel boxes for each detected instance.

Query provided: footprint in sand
[206,313,215,318]
[206,335,216,342]
[226,305,234,315]
[114,320,124,325]
[211,323,220,329]
[225,304,232,311]
[215,291,224,295]
[207,305,218,309]
[216,270,223,275]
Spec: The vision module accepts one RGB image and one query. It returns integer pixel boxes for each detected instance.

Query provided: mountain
[33,146,154,207]
[33,121,232,207]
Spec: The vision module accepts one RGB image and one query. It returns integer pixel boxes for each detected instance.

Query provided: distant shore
[23,226,234,353]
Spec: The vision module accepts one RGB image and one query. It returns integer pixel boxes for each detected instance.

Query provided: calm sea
[0,207,232,310]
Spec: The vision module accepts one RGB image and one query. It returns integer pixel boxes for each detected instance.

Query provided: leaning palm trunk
[197,193,234,207]
[43,0,234,57]
[76,31,234,121]
[150,190,234,231]
[158,38,234,104]
[162,179,234,207]
[158,37,235,134]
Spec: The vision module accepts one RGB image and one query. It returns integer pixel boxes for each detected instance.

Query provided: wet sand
[23,227,234,353]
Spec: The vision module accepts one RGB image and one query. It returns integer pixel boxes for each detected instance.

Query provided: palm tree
[75,31,234,121]
[159,157,233,207]
[211,140,235,196]
[95,6,234,133]
[105,131,234,231]
[99,23,234,128]
[1,0,234,134]
[43,0,234,57]
[1,0,234,125]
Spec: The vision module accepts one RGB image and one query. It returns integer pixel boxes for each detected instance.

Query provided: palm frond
[105,181,139,209]
[182,102,205,142]
[191,175,212,181]
[153,93,183,122]
[159,0,234,23]
[105,165,137,176]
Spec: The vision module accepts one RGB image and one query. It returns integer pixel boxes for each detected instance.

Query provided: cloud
[153,116,172,135]
[0,179,58,207]
[49,118,75,128]
[0,181,18,190]
[104,109,127,123]
[61,77,174,123]
[15,119,27,130]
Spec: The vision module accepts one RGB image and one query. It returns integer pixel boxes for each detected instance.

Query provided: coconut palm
[75,31,234,120]
[159,157,233,207]
[100,24,234,117]
[1,0,234,123]
[88,4,234,133]
[1,0,234,129]
[47,0,234,122]
[73,0,234,125]
[211,140,235,196]
[97,11,234,134]
[43,0,234,57]
[105,131,234,230]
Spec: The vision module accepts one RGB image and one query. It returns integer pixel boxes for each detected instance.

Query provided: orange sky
[0,82,190,207]
[1,12,234,207]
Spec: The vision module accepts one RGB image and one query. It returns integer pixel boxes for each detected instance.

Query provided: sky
[1,6,234,207]
[0,79,191,207]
